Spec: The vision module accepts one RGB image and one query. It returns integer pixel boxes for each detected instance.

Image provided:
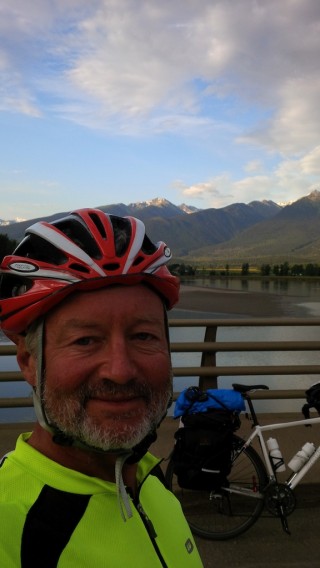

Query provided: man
[0,209,203,567]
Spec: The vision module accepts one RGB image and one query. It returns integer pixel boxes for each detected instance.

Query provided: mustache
[78,379,157,403]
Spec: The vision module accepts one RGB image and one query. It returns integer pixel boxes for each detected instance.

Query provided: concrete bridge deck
[1,415,320,568]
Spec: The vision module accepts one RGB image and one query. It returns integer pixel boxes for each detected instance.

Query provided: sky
[1,0,320,221]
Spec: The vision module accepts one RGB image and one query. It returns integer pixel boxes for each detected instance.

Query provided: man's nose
[97,339,137,384]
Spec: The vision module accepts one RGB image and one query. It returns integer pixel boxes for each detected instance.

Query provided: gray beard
[42,376,172,451]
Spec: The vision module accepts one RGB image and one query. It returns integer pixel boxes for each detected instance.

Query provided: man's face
[41,284,172,451]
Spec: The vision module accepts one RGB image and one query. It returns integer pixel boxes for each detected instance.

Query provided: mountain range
[1,192,320,265]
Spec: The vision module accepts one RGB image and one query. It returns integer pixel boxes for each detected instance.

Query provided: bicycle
[165,383,320,540]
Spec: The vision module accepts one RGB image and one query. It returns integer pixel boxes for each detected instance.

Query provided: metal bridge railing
[169,317,320,400]
[1,317,320,410]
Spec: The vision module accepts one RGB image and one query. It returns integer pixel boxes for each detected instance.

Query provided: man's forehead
[59,314,164,328]
[46,283,164,317]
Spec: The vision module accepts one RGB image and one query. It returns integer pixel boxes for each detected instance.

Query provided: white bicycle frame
[241,416,320,490]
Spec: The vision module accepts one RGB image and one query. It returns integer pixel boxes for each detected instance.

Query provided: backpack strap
[302,402,311,420]
[206,392,231,412]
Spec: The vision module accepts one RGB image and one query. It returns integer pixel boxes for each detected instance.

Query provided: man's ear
[15,337,37,388]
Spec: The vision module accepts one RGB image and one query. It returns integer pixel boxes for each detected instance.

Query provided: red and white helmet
[0,208,180,334]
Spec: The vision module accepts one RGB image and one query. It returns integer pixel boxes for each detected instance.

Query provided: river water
[1,277,320,422]
[178,276,320,306]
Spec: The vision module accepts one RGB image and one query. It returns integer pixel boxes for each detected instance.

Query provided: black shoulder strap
[150,463,169,489]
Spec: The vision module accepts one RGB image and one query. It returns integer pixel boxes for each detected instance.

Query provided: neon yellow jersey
[0,433,203,567]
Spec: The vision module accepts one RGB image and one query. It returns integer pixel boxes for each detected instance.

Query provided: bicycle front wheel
[165,435,268,540]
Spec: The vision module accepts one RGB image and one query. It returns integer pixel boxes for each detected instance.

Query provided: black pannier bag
[171,387,243,491]
[302,382,320,419]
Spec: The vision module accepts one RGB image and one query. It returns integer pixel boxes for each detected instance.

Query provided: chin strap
[115,452,134,521]
[113,428,158,522]
[33,319,53,432]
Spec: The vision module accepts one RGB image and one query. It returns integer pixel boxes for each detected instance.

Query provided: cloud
[1,0,320,154]
[0,79,42,117]
[0,0,90,116]
[274,147,320,201]
[244,160,265,174]
[298,145,320,175]
[176,145,320,208]
[173,176,234,206]
[241,78,320,155]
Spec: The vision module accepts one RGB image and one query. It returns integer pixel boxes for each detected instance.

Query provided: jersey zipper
[135,501,168,568]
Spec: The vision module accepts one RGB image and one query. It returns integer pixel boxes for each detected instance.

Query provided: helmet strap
[32,318,55,434]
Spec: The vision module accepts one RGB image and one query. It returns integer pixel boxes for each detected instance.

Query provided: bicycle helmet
[0,208,180,335]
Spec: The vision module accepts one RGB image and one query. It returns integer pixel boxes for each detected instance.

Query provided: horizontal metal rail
[173,365,320,376]
[170,341,320,352]
[168,317,320,327]
[0,372,23,382]
[1,317,320,412]
[0,397,33,408]
[0,345,16,355]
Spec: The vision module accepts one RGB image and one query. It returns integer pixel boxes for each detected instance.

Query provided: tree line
[260,262,320,277]
[170,262,320,277]
[0,234,18,260]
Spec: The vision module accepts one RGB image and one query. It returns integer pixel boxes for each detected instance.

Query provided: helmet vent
[69,263,91,274]
[89,213,107,239]
[132,256,144,267]
[141,235,157,255]
[17,235,68,266]
[110,216,131,257]
[103,263,120,271]
[0,274,32,299]
[54,218,102,260]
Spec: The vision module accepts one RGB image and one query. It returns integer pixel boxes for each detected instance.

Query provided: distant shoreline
[171,284,312,318]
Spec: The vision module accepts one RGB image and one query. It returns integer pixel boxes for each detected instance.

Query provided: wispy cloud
[1,0,319,151]
[173,177,234,207]
[177,144,320,208]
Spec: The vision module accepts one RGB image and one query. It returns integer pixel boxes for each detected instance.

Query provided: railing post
[199,324,219,390]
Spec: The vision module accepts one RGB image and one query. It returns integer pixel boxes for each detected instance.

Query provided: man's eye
[135,332,155,341]
[75,337,93,346]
